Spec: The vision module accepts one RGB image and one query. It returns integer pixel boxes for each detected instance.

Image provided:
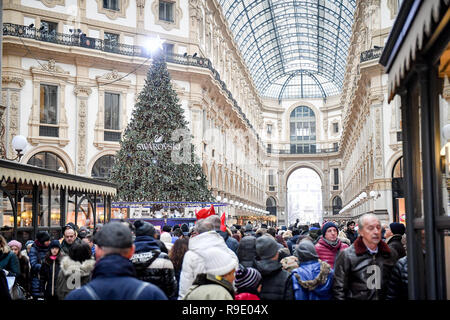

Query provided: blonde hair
[0,235,10,254]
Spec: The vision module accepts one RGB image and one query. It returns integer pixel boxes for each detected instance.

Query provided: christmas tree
[110,53,213,204]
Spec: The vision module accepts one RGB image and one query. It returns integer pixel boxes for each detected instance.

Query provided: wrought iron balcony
[3,23,258,141]
[360,46,384,63]
[266,143,339,155]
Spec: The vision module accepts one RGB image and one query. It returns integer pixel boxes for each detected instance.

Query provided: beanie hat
[235,265,262,291]
[322,222,338,236]
[95,222,133,249]
[133,220,156,237]
[255,235,279,260]
[49,239,61,249]
[8,240,22,251]
[25,240,34,248]
[36,231,50,244]
[389,222,406,235]
[202,247,238,276]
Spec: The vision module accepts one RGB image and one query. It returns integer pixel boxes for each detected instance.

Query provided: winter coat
[387,235,406,259]
[131,235,178,299]
[255,259,294,300]
[0,251,20,276]
[345,229,358,244]
[333,236,398,300]
[235,292,260,300]
[218,230,239,254]
[56,256,96,300]
[315,237,349,269]
[237,236,257,268]
[0,268,11,300]
[386,256,408,300]
[65,254,168,300]
[28,241,49,298]
[287,235,301,254]
[39,254,62,300]
[183,273,234,300]
[178,231,238,299]
[16,255,30,294]
[292,260,334,300]
[60,238,82,255]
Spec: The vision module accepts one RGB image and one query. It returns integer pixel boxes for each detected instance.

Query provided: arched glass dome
[218,0,356,100]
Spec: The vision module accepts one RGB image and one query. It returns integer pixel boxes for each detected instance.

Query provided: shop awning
[0,159,116,196]
[380,0,450,102]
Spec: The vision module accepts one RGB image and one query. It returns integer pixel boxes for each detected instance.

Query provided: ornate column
[2,75,24,159]
[74,86,92,175]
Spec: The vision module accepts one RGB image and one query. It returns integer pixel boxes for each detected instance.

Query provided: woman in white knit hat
[183,247,238,300]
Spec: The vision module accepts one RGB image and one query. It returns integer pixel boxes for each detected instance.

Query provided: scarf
[323,237,339,247]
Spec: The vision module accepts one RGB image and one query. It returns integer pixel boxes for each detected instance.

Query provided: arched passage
[287,167,322,225]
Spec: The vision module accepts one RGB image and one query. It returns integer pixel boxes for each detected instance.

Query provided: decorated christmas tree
[110,53,213,204]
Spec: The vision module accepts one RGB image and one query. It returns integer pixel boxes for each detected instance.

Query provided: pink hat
[8,240,22,251]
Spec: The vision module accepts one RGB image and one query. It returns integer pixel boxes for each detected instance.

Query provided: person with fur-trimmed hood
[56,241,96,300]
[315,222,349,269]
[39,240,63,300]
[130,220,178,299]
[292,239,334,300]
[333,214,398,300]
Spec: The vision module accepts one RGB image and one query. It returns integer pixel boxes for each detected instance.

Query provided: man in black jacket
[345,221,358,244]
[333,214,398,300]
[385,222,406,259]
[254,235,294,300]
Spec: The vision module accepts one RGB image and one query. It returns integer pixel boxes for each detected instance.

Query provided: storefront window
[17,189,33,228]
[0,187,15,241]
[39,186,49,226]
[77,196,94,230]
[50,187,61,227]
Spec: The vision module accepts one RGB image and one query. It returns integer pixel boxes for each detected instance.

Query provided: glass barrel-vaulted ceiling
[218,0,356,100]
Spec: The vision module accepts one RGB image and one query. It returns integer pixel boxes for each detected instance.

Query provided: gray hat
[94,222,133,249]
[294,239,318,263]
[255,235,279,260]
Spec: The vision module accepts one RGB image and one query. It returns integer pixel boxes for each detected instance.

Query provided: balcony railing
[3,23,259,142]
[266,143,339,155]
[360,46,384,63]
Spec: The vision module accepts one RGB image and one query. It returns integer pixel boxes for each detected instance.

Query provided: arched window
[392,156,405,223]
[266,197,277,216]
[27,151,67,173]
[290,106,316,154]
[332,196,342,215]
[91,155,115,180]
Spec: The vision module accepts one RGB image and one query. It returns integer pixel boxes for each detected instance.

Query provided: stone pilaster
[74,85,92,175]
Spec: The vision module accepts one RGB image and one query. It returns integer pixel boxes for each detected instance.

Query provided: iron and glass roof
[218,0,356,100]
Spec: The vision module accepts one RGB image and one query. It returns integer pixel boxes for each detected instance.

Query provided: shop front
[0,159,116,244]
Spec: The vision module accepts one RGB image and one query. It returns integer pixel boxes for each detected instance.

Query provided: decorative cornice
[40,0,65,8]
[2,75,25,88]
[74,85,93,97]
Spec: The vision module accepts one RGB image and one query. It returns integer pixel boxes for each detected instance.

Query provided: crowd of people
[0,214,409,300]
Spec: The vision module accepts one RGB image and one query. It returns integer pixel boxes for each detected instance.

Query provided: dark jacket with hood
[387,235,406,259]
[39,252,63,300]
[29,241,49,297]
[255,259,294,300]
[237,236,257,268]
[130,235,178,299]
[287,234,301,254]
[65,254,168,300]
[345,229,358,244]
[333,236,398,300]
[292,240,334,300]
[218,230,239,254]
[386,256,408,300]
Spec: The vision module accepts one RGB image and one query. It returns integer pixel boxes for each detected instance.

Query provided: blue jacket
[287,235,301,254]
[28,242,49,297]
[292,260,334,300]
[65,254,168,300]
[218,230,239,254]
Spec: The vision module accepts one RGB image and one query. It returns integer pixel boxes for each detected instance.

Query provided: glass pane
[0,187,14,241]
[39,186,49,227]
[17,189,33,228]
[40,85,57,124]
[77,197,94,231]
[50,188,61,227]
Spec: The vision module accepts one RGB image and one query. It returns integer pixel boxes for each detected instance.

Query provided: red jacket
[315,238,349,269]
[235,292,260,300]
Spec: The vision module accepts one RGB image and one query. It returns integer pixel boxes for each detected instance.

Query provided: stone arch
[87,150,118,179]
[210,164,217,188]
[202,162,209,185]
[217,167,223,191]
[284,162,325,186]
[22,145,75,174]
[386,150,403,179]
